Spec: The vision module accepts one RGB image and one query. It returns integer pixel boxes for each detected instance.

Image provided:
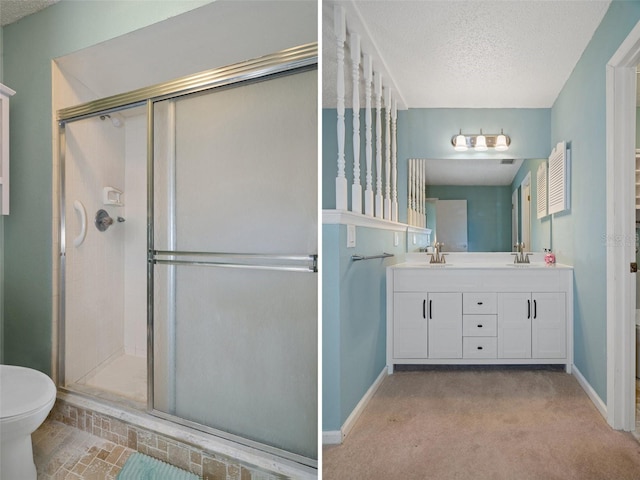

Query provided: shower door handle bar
[152,252,318,273]
[153,250,314,262]
[153,259,317,273]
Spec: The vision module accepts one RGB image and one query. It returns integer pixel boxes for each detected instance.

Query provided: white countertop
[395,252,573,270]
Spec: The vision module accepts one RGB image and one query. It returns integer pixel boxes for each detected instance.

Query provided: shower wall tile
[52,400,287,480]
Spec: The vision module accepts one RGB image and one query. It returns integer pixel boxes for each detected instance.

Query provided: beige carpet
[323,367,640,480]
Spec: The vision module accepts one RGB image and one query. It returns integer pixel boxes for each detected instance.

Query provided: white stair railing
[334,5,347,211]
[384,87,392,220]
[375,72,383,218]
[391,98,398,222]
[364,54,374,217]
[351,33,362,214]
[333,7,402,222]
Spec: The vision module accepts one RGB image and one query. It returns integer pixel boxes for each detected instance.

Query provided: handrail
[351,252,394,262]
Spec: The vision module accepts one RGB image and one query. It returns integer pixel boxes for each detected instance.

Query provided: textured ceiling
[323,0,611,109]
[0,0,59,26]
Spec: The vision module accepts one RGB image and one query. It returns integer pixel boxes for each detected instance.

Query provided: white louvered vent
[548,141,570,215]
[536,161,548,219]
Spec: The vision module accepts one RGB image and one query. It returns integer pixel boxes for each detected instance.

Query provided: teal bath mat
[117,452,200,480]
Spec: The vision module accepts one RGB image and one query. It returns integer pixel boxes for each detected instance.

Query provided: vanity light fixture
[451,129,511,152]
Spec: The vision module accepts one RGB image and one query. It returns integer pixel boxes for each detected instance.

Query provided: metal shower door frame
[56,43,318,467]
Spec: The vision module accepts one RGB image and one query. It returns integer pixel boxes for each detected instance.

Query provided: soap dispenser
[544,248,556,265]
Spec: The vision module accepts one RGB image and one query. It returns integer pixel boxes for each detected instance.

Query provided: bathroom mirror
[413,158,550,252]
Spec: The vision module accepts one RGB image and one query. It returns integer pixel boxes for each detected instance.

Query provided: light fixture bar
[450,132,511,150]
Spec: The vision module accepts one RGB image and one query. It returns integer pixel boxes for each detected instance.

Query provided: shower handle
[73,200,87,247]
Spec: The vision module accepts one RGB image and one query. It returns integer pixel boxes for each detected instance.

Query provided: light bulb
[475,131,487,151]
[454,133,468,151]
[495,129,508,151]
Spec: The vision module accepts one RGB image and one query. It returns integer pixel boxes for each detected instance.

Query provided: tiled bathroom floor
[33,418,135,479]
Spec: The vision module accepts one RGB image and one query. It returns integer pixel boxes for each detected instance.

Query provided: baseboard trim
[322,367,387,445]
[572,364,607,420]
[322,431,342,445]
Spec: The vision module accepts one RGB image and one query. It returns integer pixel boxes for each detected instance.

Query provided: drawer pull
[477,346,483,350]
[477,301,483,305]
[477,324,483,328]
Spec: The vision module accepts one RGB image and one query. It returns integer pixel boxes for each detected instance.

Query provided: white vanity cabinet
[393,292,462,359]
[393,292,428,358]
[463,292,497,359]
[386,264,573,373]
[498,292,566,359]
[428,293,462,359]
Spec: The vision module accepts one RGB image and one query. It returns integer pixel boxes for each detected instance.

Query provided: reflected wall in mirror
[426,187,509,252]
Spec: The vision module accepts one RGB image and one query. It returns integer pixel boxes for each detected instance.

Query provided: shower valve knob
[95,209,114,232]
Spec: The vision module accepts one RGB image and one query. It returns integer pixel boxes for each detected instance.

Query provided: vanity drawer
[463,293,497,314]
[463,337,497,358]
[463,315,497,336]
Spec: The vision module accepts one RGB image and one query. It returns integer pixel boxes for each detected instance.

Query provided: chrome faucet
[512,242,531,264]
[429,242,448,264]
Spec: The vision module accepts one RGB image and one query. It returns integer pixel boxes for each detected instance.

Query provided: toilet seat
[0,365,56,420]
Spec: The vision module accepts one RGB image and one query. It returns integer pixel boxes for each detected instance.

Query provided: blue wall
[425,185,512,252]
[322,224,405,431]
[322,225,341,429]
[550,1,640,402]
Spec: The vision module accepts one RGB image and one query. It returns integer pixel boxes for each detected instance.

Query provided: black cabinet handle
[477,324,483,328]
[423,299,426,319]
[477,346,483,350]
[429,300,433,320]
[477,301,483,305]
[534,299,537,319]
[527,299,531,319]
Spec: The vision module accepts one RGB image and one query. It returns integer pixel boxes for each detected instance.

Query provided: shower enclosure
[57,44,318,464]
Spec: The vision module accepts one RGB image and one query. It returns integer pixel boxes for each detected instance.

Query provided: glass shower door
[150,68,317,462]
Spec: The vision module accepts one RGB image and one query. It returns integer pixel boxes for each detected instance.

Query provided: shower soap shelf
[103,186,123,206]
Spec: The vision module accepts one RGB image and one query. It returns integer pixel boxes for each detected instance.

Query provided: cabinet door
[498,293,532,358]
[532,292,566,358]
[393,293,428,358]
[428,292,462,358]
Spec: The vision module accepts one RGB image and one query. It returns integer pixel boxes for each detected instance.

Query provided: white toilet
[0,365,57,480]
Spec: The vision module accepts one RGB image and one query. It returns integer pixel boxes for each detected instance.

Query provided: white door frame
[606,20,640,431]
